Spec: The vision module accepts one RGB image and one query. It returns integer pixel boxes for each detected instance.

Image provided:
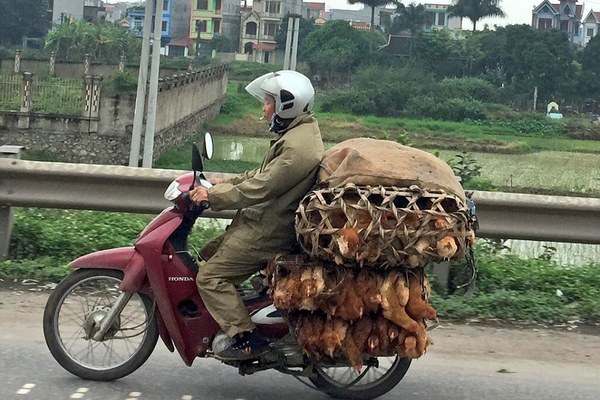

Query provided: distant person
[189,70,325,360]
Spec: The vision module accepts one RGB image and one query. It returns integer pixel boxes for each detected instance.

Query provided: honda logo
[168,277,194,282]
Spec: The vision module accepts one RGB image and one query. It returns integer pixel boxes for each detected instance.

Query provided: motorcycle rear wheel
[310,356,411,400]
[43,269,158,381]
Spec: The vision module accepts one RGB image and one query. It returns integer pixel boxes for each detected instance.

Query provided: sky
[325,0,600,30]
[104,0,600,30]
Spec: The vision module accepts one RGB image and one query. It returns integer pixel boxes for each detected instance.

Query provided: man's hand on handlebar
[190,186,209,206]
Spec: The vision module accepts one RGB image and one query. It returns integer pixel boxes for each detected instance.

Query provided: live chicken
[406,273,437,320]
[379,271,419,333]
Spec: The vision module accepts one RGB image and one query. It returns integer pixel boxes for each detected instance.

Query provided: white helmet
[245,70,315,120]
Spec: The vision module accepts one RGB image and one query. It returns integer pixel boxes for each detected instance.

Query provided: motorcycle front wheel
[43,269,158,381]
[310,355,411,400]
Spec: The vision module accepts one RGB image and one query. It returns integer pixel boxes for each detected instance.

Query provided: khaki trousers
[196,234,274,337]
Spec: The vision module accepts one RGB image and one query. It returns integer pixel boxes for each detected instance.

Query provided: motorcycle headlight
[164,179,182,201]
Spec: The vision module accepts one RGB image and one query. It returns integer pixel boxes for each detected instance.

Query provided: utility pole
[142,0,164,168]
[129,0,154,167]
[284,13,300,70]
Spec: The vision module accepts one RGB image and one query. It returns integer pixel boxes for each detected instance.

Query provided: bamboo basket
[295,183,469,268]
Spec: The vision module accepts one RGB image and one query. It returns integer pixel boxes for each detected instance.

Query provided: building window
[560,20,569,32]
[263,22,277,36]
[437,13,445,26]
[196,0,208,10]
[264,1,280,14]
[538,18,552,29]
[162,21,167,32]
[588,28,595,37]
[215,0,221,12]
[163,0,168,11]
[196,19,207,32]
[574,24,579,36]
[246,21,257,35]
[214,20,221,33]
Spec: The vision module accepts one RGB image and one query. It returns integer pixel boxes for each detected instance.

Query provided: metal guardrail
[1,158,599,246]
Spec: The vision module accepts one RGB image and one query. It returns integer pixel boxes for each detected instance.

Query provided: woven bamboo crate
[295,183,469,268]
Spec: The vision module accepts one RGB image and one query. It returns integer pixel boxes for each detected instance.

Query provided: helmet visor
[245,72,276,103]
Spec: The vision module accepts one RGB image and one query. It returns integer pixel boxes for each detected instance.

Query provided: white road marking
[16,383,36,395]
[181,396,193,400]
[69,387,90,398]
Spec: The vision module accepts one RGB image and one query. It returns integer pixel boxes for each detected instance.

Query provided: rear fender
[69,247,146,292]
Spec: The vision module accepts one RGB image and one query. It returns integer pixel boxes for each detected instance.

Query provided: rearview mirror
[203,132,213,159]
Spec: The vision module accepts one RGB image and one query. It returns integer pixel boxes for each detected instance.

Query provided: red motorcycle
[43,133,411,400]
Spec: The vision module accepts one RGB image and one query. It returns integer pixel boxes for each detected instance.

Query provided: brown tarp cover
[318,138,465,200]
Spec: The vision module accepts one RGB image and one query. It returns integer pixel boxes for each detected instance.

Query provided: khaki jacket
[208,115,324,253]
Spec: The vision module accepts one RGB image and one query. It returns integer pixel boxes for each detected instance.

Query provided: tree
[302,20,370,84]
[0,0,50,45]
[45,20,141,63]
[447,0,505,32]
[348,0,394,52]
[578,35,600,98]
[390,3,427,37]
[275,15,315,61]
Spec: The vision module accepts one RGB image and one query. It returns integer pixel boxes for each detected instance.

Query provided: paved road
[1,287,599,400]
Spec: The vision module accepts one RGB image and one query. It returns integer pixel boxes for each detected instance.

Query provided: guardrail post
[14,50,21,74]
[188,58,194,72]
[49,51,56,76]
[0,146,24,261]
[18,72,33,129]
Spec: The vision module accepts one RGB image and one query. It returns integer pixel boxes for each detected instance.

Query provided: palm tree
[390,3,427,37]
[348,0,395,52]
[447,0,505,32]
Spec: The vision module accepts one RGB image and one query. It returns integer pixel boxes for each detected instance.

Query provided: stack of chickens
[270,138,474,370]
[265,255,436,371]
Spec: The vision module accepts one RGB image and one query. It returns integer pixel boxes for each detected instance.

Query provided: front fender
[69,247,146,292]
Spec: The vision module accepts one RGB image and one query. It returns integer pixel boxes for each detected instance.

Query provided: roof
[169,37,193,47]
[252,43,277,51]
[305,2,325,11]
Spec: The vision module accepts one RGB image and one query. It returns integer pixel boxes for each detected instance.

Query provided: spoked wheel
[43,269,158,381]
[310,356,411,400]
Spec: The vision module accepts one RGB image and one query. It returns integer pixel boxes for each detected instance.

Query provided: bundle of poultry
[265,255,436,369]
[295,183,473,268]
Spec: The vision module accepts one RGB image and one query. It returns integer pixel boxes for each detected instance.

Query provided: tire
[43,269,158,381]
[310,356,412,400]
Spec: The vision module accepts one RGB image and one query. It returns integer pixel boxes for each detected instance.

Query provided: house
[190,0,223,56]
[127,0,191,55]
[532,0,583,45]
[304,2,325,20]
[582,10,600,46]
[239,0,308,64]
[50,0,84,25]
[424,3,462,30]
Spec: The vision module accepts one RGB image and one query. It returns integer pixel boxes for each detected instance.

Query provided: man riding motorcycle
[189,70,325,361]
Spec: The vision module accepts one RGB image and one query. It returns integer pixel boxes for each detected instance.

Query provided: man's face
[263,96,275,121]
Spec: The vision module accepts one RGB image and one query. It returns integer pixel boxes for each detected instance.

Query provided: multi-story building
[582,9,600,46]
[532,0,583,45]
[190,0,224,56]
[239,0,307,64]
[50,0,84,25]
